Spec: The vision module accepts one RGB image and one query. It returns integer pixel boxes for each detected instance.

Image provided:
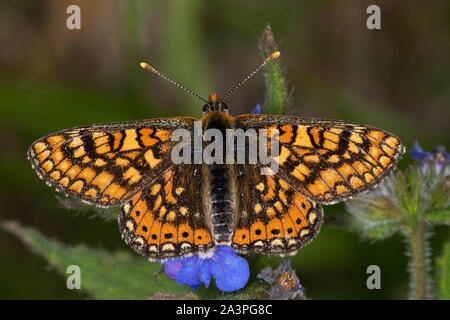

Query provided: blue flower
[251,104,262,114]
[410,141,449,174]
[162,245,250,292]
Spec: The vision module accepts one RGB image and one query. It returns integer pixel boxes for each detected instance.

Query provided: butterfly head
[202,93,229,116]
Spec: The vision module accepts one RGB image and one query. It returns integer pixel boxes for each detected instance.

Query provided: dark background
[0,0,449,299]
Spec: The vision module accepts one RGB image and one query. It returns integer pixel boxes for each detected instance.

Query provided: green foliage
[259,25,289,115]
[226,280,271,300]
[162,0,211,115]
[346,166,449,239]
[424,207,450,223]
[346,175,404,240]
[2,221,191,299]
[346,162,450,299]
[1,217,284,300]
[437,241,450,299]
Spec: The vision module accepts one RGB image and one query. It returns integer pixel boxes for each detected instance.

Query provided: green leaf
[345,173,406,240]
[148,292,199,300]
[437,241,450,299]
[259,25,289,115]
[346,197,403,222]
[222,279,271,300]
[2,221,191,299]
[426,175,450,214]
[424,207,450,224]
[363,221,403,240]
[349,219,403,240]
[55,196,120,221]
[395,168,421,217]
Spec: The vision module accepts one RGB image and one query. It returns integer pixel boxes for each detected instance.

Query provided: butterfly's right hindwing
[119,165,214,261]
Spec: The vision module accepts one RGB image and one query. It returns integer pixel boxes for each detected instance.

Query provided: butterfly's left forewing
[236,114,405,205]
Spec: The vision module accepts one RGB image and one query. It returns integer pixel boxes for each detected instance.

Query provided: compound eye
[219,102,229,114]
[202,104,213,115]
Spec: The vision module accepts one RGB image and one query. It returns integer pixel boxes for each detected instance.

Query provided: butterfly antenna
[140,62,209,104]
[220,51,281,102]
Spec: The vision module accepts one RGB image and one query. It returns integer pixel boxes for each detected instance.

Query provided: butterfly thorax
[201,109,236,244]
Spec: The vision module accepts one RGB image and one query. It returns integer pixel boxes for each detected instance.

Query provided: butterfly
[27,52,405,261]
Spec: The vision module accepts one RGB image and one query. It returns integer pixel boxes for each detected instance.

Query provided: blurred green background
[0,0,449,299]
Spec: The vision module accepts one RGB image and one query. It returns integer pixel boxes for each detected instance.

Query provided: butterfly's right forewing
[28,117,197,207]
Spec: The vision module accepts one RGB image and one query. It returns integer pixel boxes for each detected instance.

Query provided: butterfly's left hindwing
[27,118,196,207]
[232,164,323,255]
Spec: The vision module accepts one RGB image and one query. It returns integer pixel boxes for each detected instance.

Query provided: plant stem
[406,219,430,299]
[259,25,288,115]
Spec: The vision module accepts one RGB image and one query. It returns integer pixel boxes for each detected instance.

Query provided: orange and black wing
[28,118,196,207]
[232,164,323,255]
[119,165,214,261]
[235,114,405,204]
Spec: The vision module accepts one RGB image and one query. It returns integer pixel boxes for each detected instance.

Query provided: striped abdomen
[208,163,234,243]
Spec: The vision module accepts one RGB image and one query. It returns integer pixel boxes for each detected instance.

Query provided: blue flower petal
[198,260,211,288]
[410,141,432,161]
[251,104,262,114]
[215,245,234,253]
[410,141,449,174]
[163,261,183,280]
[175,256,202,289]
[412,141,424,153]
[162,245,249,292]
[210,246,250,292]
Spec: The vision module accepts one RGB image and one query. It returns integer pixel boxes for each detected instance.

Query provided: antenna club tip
[265,51,281,62]
[140,62,155,72]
